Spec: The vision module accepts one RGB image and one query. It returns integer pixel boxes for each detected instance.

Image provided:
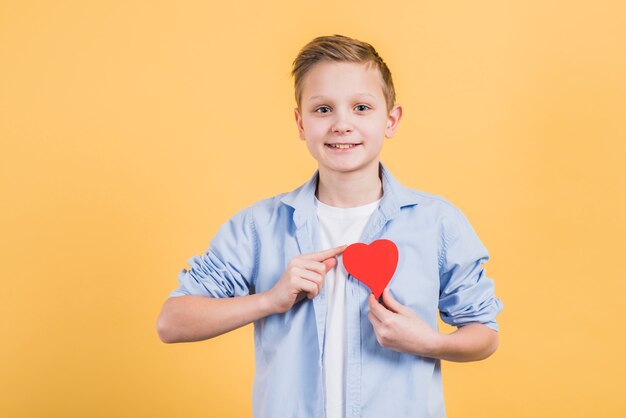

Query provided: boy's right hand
[265,245,347,314]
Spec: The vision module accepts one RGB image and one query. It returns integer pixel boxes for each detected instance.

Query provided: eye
[355,104,371,112]
[315,106,331,114]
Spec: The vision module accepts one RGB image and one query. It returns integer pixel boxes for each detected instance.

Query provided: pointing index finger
[302,244,348,262]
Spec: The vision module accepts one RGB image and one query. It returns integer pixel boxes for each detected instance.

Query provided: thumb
[381,288,403,313]
[322,257,337,272]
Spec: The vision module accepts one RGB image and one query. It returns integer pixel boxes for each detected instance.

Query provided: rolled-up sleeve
[168,207,258,299]
[438,207,503,331]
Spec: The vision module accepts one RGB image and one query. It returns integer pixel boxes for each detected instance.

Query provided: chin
[322,160,375,175]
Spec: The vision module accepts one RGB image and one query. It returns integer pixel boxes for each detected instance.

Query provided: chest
[254,211,442,316]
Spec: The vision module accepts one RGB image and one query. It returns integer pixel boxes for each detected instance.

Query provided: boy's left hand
[368,289,441,357]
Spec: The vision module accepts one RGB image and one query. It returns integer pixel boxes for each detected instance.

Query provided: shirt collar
[280,162,420,227]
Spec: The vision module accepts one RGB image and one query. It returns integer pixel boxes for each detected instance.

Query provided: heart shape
[343,239,398,298]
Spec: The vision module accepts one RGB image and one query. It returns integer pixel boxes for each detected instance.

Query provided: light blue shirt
[169,163,503,418]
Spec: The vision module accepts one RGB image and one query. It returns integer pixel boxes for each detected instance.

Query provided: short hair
[291,34,396,113]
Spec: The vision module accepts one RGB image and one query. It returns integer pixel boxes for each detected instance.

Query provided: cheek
[303,120,328,139]
[362,119,387,138]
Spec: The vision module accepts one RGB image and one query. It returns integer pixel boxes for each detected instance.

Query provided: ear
[294,107,306,141]
[384,104,403,139]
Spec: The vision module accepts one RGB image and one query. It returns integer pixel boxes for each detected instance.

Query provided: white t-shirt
[316,197,381,418]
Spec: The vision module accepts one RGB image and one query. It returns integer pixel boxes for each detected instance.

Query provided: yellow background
[2,1,625,417]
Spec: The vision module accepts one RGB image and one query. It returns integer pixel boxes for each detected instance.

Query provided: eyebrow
[306,93,378,102]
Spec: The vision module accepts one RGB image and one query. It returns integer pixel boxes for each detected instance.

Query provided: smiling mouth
[325,143,361,149]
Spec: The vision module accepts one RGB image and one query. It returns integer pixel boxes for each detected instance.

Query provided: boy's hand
[368,289,441,357]
[266,245,347,314]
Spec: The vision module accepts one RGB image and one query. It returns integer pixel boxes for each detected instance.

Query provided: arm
[367,289,498,362]
[432,322,499,362]
[157,245,346,343]
[157,293,274,343]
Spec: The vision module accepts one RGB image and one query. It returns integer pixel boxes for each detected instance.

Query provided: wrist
[258,289,280,316]
[423,331,447,359]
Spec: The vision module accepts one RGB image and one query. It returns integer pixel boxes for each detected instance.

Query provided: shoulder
[381,164,462,219]
[397,182,463,220]
[407,187,456,209]
[406,187,485,250]
[230,191,294,225]
[393,182,480,247]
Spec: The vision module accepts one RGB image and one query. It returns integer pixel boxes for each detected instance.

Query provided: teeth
[328,144,356,149]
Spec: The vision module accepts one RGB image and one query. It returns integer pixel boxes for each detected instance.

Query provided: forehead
[301,61,385,101]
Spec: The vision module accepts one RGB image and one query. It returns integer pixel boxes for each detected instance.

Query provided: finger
[292,268,322,298]
[368,311,383,329]
[299,257,336,274]
[295,291,307,304]
[301,245,348,262]
[298,259,327,277]
[368,293,391,322]
[322,257,337,272]
[381,288,404,314]
[293,267,323,286]
[297,279,319,299]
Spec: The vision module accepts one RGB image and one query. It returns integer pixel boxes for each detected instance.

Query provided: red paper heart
[343,239,398,298]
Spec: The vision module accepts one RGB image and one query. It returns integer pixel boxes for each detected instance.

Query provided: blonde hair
[291,34,396,112]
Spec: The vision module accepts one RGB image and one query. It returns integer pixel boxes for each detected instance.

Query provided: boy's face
[294,61,402,178]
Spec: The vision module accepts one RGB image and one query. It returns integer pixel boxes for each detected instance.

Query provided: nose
[331,111,353,135]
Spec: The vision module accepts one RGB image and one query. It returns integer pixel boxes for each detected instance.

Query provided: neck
[316,163,383,208]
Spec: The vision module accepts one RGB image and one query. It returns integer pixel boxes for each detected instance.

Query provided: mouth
[325,143,361,150]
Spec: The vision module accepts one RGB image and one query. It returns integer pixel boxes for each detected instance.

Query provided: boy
[157,34,503,418]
